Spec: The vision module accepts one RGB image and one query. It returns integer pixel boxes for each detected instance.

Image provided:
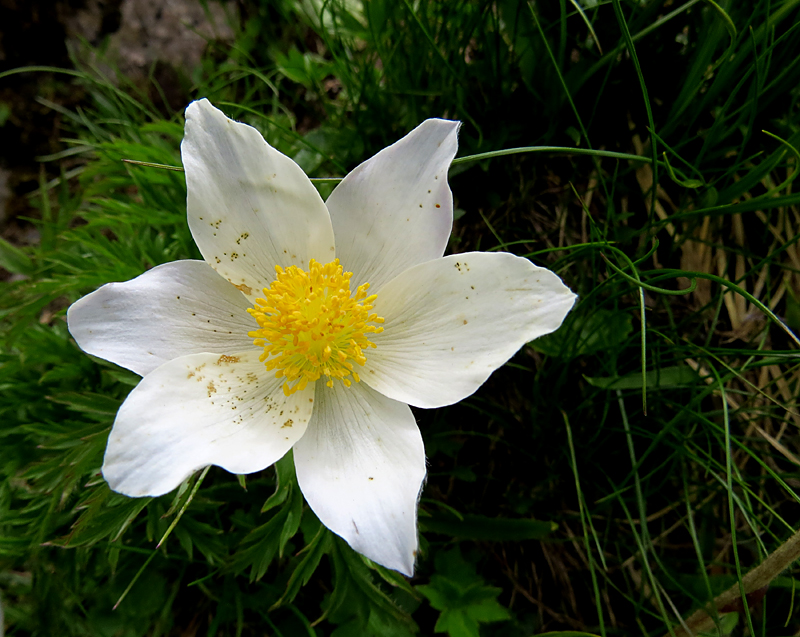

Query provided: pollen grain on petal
[231,281,254,295]
[247,258,384,395]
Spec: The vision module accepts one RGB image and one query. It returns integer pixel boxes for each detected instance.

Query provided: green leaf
[433,609,480,637]
[697,612,738,637]
[663,152,705,188]
[0,236,34,276]
[366,557,419,598]
[278,482,304,558]
[62,487,150,547]
[234,487,303,581]
[417,548,510,637]
[420,513,556,541]
[785,286,800,332]
[273,521,334,608]
[0,101,10,126]
[324,538,417,633]
[47,391,121,416]
[232,452,304,581]
[262,450,295,513]
[274,48,333,87]
[102,368,141,388]
[584,365,699,390]
[531,307,633,359]
[467,596,511,623]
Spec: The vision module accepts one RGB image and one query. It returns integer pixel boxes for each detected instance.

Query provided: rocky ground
[0,0,234,263]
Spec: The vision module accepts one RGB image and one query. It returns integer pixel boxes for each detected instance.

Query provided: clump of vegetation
[2,0,800,635]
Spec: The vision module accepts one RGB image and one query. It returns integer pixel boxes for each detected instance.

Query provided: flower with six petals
[67,99,577,575]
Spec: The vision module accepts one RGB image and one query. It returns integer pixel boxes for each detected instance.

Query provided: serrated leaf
[417,580,456,609]
[417,547,510,637]
[172,516,224,563]
[324,538,418,632]
[232,453,304,582]
[273,523,334,608]
[234,490,302,582]
[63,488,150,547]
[434,609,480,637]
[365,556,419,597]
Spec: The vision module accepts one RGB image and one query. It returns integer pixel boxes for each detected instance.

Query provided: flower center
[248,259,384,396]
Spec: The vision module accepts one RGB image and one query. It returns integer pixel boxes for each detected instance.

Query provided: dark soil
[0,0,234,259]
[0,0,108,245]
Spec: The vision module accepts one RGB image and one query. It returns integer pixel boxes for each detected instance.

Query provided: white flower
[67,99,576,575]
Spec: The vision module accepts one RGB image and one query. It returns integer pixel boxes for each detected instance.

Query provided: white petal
[325,118,460,291]
[362,252,577,408]
[103,351,315,497]
[294,382,425,576]
[181,99,336,299]
[67,260,255,377]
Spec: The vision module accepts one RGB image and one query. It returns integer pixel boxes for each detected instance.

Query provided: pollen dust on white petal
[181,355,306,432]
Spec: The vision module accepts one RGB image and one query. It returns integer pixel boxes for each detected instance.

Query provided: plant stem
[667,527,800,636]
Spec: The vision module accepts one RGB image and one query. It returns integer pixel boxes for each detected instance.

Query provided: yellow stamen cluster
[248,259,384,396]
